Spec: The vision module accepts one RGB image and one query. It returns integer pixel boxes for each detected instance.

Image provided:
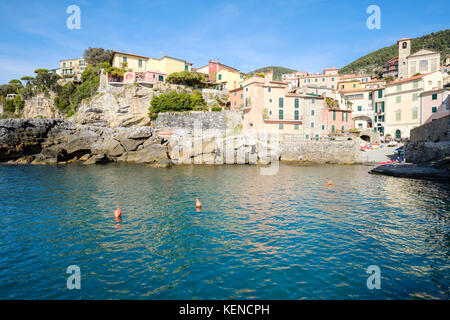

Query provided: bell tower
[397,38,411,79]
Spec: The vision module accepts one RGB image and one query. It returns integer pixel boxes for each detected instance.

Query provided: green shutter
[279,98,284,108]
[333,111,336,120]
[279,109,284,119]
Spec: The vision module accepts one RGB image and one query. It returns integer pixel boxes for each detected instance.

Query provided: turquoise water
[0,163,448,300]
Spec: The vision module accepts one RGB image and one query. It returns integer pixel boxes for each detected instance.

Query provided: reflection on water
[0,163,448,299]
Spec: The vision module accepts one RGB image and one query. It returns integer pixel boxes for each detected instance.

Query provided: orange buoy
[327,180,333,186]
[196,198,202,208]
[114,206,122,218]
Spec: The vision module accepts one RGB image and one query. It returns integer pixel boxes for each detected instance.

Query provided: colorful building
[299,68,340,90]
[59,58,87,77]
[111,51,192,76]
[229,87,244,110]
[420,87,450,124]
[321,106,353,135]
[384,71,444,139]
[241,71,303,134]
[383,57,399,78]
[197,60,246,91]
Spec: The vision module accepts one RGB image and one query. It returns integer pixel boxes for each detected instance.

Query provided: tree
[166,71,206,87]
[33,69,59,92]
[8,79,23,93]
[83,47,113,65]
[20,76,34,83]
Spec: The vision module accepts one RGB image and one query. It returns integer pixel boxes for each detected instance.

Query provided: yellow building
[111,51,192,75]
[59,58,87,77]
[384,71,444,139]
[197,60,245,90]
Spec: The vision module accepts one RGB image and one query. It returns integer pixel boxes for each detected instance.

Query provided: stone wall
[410,115,449,142]
[152,110,242,132]
[279,134,361,164]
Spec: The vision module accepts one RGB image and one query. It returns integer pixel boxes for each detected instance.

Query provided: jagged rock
[118,144,168,164]
[91,139,124,157]
[84,154,111,165]
[15,155,35,164]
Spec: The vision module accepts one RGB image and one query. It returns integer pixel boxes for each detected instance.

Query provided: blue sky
[0,0,448,83]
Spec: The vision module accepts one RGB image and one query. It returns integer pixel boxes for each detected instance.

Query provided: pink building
[123,71,166,84]
[321,107,353,135]
[421,88,450,124]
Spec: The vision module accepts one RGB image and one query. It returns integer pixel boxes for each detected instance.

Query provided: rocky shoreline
[0,119,171,167]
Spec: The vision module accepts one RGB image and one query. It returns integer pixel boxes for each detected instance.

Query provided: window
[341,125,345,131]
[268,87,271,92]
[315,78,318,82]
[375,116,378,122]
[311,109,315,116]
[234,92,236,96]
[331,78,335,81]
[396,96,401,103]
[331,85,334,89]
[353,84,356,88]
[246,88,248,92]
[269,110,272,116]
[432,106,437,113]
[331,125,335,133]
[294,124,299,130]
[123,57,127,62]
[432,93,438,100]
[294,98,299,108]
[185,65,189,71]
[138,59,143,67]
[381,102,385,112]
[245,98,248,107]
[395,129,401,139]
[240,74,243,79]
[396,84,401,91]
[310,122,314,128]
[345,112,348,122]
[342,112,345,121]
[158,75,164,82]
[412,93,418,101]
[396,111,401,121]
[279,109,284,120]
[378,90,383,98]
[240,94,243,99]
[358,106,362,111]
[333,111,336,120]
[218,74,222,81]
[294,110,299,120]
[311,99,315,104]
[279,98,284,108]
[279,123,284,130]
[322,125,325,130]
[322,78,325,82]
[315,134,320,141]
[375,102,378,112]
[306,134,309,139]
[413,80,419,88]
[369,92,373,100]
[63,62,66,67]
[412,110,418,119]
[234,101,236,106]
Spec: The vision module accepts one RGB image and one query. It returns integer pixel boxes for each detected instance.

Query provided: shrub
[211,107,222,112]
[4,99,15,113]
[150,91,194,114]
[166,71,205,87]
[190,90,206,108]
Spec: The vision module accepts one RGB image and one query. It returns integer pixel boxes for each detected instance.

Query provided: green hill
[249,66,297,81]
[340,29,450,76]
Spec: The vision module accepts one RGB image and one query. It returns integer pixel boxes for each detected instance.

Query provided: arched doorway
[360,135,371,142]
[395,130,401,139]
